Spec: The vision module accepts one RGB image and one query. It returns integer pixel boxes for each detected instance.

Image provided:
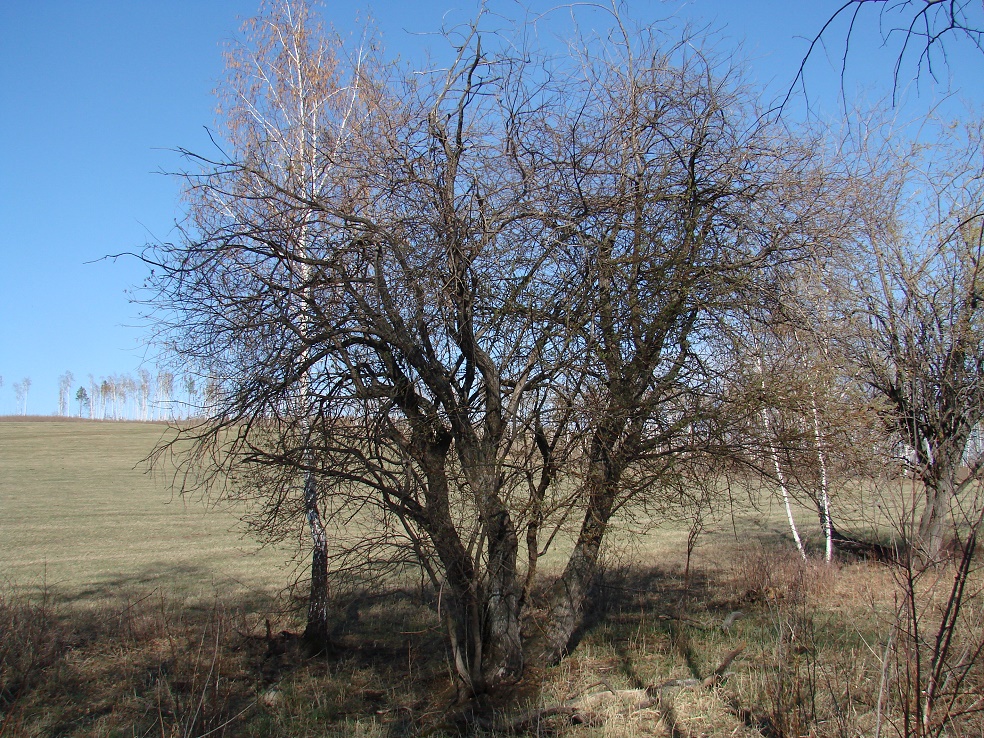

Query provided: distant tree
[117,374,136,420]
[75,386,89,418]
[183,375,196,419]
[58,371,74,416]
[202,376,222,415]
[155,370,174,420]
[100,378,113,419]
[137,369,152,421]
[88,375,100,419]
[13,377,31,415]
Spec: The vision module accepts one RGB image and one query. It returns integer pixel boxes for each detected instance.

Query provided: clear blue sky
[0,0,980,415]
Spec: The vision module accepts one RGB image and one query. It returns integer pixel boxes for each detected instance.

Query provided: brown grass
[3,421,983,736]
[3,549,982,736]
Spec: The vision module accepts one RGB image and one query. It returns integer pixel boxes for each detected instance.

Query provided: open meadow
[1,420,981,737]
[0,419,289,603]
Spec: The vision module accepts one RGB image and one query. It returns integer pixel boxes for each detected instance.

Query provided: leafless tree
[116,373,136,420]
[146,1,846,695]
[57,371,74,416]
[828,116,984,561]
[182,376,196,419]
[137,369,152,421]
[520,35,845,659]
[793,0,984,105]
[101,378,115,419]
[155,370,174,420]
[87,375,99,420]
[13,378,31,416]
[738,271,890,562]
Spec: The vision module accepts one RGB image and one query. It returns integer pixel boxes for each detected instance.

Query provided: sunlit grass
[0,419,290,604]
[2,420,981,737]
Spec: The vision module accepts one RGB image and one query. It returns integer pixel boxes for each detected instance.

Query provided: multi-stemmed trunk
[409,433,525,695]
[535,424,624,663]
[908,415,973,562]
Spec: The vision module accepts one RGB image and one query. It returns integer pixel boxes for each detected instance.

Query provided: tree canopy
[145,0,984,697]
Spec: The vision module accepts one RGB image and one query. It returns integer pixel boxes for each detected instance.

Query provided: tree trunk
[915,439,965,561]
[534,430,620,664]
[303,470,330,648]
[414,435,497,696]
[757,359,806,559]
[916,479,951,562]
[535,509,610,663]
[811,395,834,562]
[482,508,524,686]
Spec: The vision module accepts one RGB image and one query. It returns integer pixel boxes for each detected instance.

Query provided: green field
[0,419,290,605]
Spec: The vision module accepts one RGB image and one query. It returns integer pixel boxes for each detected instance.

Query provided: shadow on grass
[1,555,857,737]
[577,563,715,676]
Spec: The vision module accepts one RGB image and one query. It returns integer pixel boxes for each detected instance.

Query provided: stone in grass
[260,687,284,708]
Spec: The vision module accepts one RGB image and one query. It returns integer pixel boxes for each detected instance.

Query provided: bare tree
[523,36,843,658]
[146,2,844,695]
[138,369,152,421]
[58,371,74,416]
[829,116,984,561]
[116,373,135,420]
[87,375,98,419]
[793,0,984,105]
[155,370,174,420]
[13,377,31,416]
[196,0,370,644]
[182,375,196,419]
[100,378,114,419]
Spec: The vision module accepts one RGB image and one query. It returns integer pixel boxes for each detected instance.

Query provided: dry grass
[2,421,983,736]
[2,548,980,736]
[0,420,288,602]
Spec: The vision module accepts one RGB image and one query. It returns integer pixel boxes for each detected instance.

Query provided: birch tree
[181,0,370,644]
[137,369,152,421]
[99,377,117,420]
[13,380,23,415]
[182,376,196,418]
[87,375,99,419]
[155,370,174,420]
[58,371,74,416]
[13,378,30,415]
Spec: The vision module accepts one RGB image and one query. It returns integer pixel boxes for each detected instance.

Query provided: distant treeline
[1,370,216,421]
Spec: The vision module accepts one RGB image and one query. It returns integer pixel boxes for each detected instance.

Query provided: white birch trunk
[812,394,833,562]
[757,358,806,559]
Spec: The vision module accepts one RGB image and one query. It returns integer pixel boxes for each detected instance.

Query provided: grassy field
[1,420,980,737]
[0,419,290,604]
